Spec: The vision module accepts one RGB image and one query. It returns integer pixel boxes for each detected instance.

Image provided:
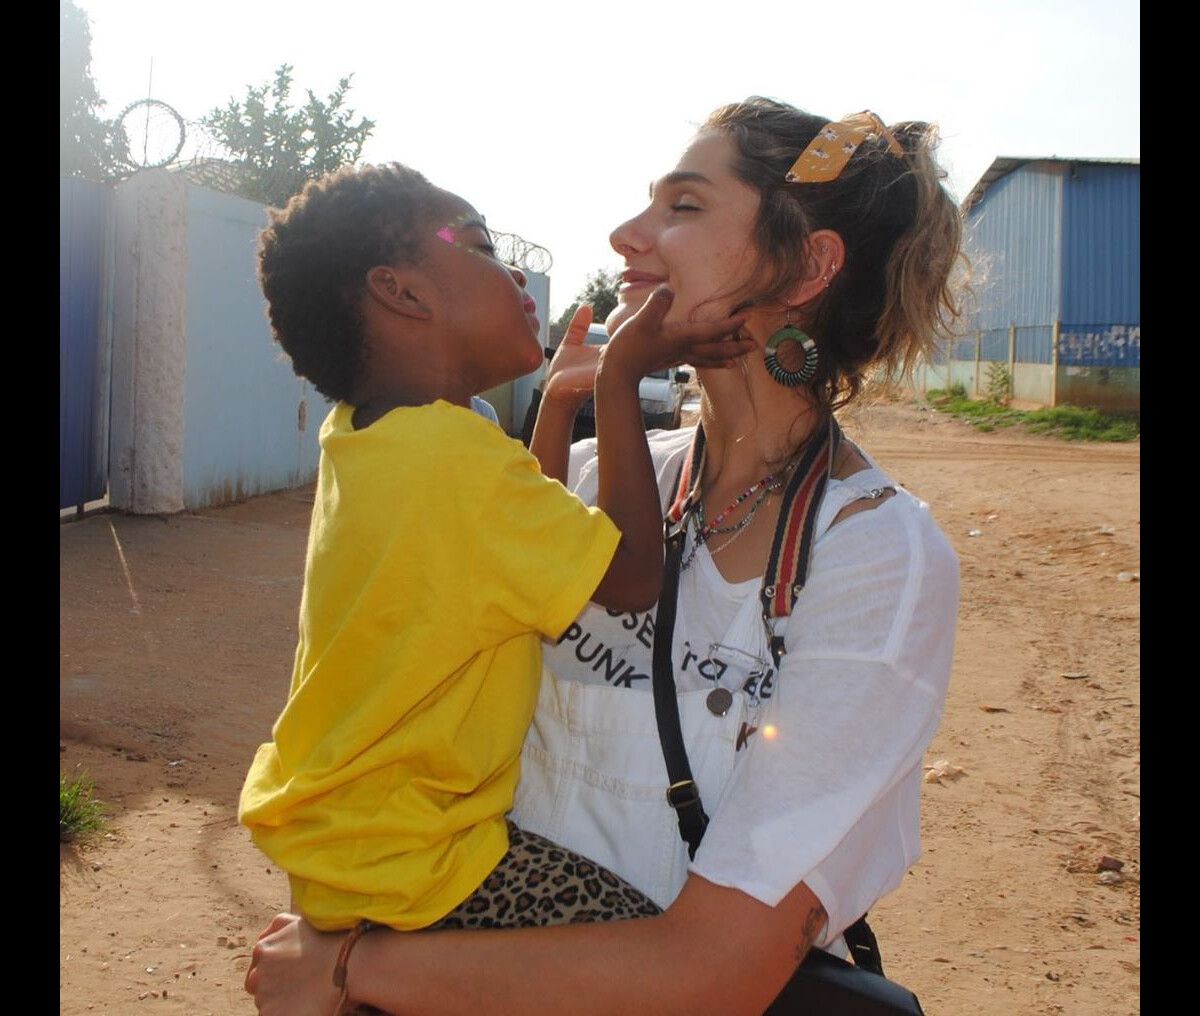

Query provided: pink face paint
[436,212,475,248]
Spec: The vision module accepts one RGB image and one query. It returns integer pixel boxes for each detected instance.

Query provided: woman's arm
[246,874,826,1016]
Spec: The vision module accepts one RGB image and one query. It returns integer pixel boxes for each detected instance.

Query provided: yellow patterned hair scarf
[785,110,903,183]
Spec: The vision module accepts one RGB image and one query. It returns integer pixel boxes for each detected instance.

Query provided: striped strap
[761,416,840,620]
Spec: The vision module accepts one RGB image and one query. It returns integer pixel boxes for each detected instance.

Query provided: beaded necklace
[680,463,792,571]
[694,498,757,562]
[700,469,779,532]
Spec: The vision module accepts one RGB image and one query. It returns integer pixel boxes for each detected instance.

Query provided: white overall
[509,571,855,957]
[511,659,749,909]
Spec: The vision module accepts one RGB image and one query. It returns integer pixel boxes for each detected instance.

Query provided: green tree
[555,268,621,330]
[60,0,119,179]
[201,64,375,207]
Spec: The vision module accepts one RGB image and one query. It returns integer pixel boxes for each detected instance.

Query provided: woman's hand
[244,913,344,1016]
[542,303,602,412]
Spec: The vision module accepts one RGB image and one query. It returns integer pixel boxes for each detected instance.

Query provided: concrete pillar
[108,170,188,514]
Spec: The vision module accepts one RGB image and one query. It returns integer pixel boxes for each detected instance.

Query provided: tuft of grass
[924,390,1138,442]
[1022,405,1141,441]
[60,769,106,843]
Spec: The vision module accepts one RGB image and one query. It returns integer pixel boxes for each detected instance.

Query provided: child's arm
[528,304,599,486]
[588,286,751,611]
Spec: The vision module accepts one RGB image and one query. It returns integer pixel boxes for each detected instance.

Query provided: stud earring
[764,309,818,387]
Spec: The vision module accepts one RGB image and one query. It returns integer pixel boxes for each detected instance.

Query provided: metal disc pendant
[706,687,734,716]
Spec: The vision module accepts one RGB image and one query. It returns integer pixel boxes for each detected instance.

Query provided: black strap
[843,915,885,977]
[652,526,709,859]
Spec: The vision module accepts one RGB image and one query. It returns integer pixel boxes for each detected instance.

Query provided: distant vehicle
[520,324,691,446]
[571,324,690,440]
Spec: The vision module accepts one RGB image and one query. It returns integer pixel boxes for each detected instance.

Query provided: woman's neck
[695,363,823,487]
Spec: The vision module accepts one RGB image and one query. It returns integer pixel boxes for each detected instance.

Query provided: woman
[245,96,964,1016]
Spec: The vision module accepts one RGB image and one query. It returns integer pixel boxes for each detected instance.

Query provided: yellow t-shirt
[238,401,620,930]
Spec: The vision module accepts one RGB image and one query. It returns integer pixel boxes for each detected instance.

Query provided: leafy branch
[201,64,375,207]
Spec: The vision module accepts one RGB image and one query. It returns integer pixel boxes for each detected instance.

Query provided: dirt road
[59,397,1140,1015]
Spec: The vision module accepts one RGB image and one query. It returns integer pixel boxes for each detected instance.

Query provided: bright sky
[78,0,1140,319]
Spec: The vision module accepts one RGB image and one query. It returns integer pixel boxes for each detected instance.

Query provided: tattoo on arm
[793,904,828,967]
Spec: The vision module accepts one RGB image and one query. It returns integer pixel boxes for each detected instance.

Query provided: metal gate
[60,178,113,510]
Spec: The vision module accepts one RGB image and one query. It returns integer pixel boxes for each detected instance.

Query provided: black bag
[652,522,924,1016]
[764,946,924,1016]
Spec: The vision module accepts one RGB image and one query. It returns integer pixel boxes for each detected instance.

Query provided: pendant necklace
[682,460,794,713]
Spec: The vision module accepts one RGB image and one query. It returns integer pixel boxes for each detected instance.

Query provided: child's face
[426,194,544,390]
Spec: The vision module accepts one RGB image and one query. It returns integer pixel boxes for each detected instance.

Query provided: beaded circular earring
[763,309,818,387]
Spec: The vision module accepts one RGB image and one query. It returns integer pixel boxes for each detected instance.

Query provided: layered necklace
[680,459,794,571]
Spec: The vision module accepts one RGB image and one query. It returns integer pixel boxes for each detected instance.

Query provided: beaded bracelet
[332,919,379,1016]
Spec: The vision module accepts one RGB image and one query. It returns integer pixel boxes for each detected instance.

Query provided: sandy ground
[59,396,1140,1015]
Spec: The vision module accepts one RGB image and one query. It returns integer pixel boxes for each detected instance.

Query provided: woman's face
[606,131,762,335]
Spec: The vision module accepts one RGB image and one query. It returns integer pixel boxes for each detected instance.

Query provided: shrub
[985,362,1013,406]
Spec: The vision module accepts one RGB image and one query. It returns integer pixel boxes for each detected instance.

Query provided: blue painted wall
[1061,163,1140,327]
[1059,163,1140,368]
[1015,325,1054,366]
[181,186,323,508]
[980,328,1010,362]
[964,163,1063,331]
[60,178,113,509]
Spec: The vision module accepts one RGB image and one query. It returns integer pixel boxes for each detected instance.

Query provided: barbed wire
[111,98,186,170]
[490,230,553,274]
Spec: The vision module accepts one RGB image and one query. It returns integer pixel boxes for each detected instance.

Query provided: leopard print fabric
[429,820,662,928]
[343,822,661,1013]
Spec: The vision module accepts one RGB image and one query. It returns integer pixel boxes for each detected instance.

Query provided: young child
[237,162,751,937]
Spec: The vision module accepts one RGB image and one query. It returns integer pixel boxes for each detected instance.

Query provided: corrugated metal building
[926,156,1139,411]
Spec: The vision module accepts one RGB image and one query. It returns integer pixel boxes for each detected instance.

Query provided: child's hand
[599,286,754,382]
[543,303,601,411]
